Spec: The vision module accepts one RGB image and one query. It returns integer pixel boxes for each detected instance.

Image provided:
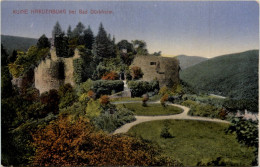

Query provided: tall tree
[8,50,18,63]
[93,23,115,62]
[37,34,51,49]
[52,21,63,40]
[1,44,9,66]
[72,22,85,38]
[83,26,94,50]
[67,25,72,39]
[55,32,69,57]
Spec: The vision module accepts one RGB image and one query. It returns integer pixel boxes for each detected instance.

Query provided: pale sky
[1,1,259,58]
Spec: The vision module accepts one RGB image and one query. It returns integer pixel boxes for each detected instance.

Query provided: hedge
[92,80,124,97]
[128,80,159,97]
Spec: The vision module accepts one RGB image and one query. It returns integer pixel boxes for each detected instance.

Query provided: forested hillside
[180,50,258,102]
[1,35,38,55]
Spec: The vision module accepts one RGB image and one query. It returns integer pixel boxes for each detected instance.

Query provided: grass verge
[127,120,255,166]
[117,103,182,116]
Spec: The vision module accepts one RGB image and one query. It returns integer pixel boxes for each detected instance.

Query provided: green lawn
[127,120,255,166]
[117,103,183,116]
[110,97,142,102]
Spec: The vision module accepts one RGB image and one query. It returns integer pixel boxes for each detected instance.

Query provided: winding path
[113,101,230,134]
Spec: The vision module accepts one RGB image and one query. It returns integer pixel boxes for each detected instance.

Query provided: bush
[160,94,169,107]
[101,71,119,80]
[142,94,149,107]
[160,125,173,138]
[99,95,110,106]
[130,66,143,79]
[58,84,77,109]
[92,80,124,97]
[181,100,223,119]
[31,116,172,166]
[76,79,93,96]
[93,105,136,133]
[128,80,159,97]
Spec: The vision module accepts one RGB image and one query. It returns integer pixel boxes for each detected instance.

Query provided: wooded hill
[1,35,38,55]
[180,50,258,101]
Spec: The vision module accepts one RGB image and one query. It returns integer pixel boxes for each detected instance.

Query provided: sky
[1,1,259,58]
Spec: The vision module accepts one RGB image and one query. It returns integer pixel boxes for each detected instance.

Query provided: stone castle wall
[34,48,80,94]
[131,55,180,87]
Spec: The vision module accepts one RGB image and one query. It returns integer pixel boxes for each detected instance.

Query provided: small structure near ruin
[131,55,180,87]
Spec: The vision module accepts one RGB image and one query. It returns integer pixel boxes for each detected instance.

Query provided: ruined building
[34,48,80,94]
[131,55,180,87]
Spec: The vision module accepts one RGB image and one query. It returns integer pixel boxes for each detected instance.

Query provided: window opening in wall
[150,62,156,65]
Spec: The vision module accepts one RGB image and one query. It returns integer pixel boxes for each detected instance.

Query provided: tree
[130,66,143,79]
[31,116,180,166]
[55,32,69,57]
[142,94,149,107]
[153,51,161,56]
[117,40,134,53]
[37,34,50,49]
[67,25,72,38]
[83,26,94,50]
[8,50,18,63]
[72,22,85,38]
[101,71,119,80]
[52,21,63,40]
[1,44,9,66]
[160,94,169,107]
[93,23,115,63]
[132,40,148,55]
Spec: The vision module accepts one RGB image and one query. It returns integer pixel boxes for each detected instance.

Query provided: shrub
[58,84,77,109]
[142,94,149,107]
[160,125,173,138]
[92,80,124,97]
[99,95,110,106]
[85,99,102,118]
[227,117,258,147]
[31,116,175,166]
[101,71,119,80]
[181,100,223,119]
[93,106,136,133]
[76,79,93,96]
[160,94,169,107]
[40,89,60,114]
[128,80,159,97]
[130,66,143,79]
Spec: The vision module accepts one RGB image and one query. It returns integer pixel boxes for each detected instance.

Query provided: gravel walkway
[113,101,230,134]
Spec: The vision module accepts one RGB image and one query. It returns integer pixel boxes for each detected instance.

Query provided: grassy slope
[180,50,258,100]
[117,103,183,116]
[1,35,38,54]
[128,120,255,166]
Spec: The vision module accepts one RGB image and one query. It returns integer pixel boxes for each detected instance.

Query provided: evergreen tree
[67,25,72,39]
[8,50,18,63]
[93,23,115,63]
[72,22,85,38]
[37,34,51,49]
[55,32,69,57]
[1,44,9,66]
[83,26,94,50]
[52,21,63,40]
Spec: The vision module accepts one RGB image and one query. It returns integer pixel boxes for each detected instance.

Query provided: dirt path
[113,101,230,134]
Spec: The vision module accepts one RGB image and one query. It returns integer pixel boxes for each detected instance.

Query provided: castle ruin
[34,48,80,94]
[131,55,180,87]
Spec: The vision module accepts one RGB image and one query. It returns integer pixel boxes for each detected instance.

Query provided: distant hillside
[1,35,38,55]
[180,50,259,101]
[176,55,208,70]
